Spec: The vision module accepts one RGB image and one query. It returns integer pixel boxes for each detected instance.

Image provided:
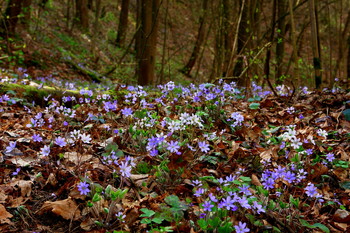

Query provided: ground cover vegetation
[0,71,349,232]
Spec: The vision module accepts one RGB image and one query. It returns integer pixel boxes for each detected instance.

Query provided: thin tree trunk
[116,0,130,48]
[287,0,300,87]
[308,0,322,89]
[263,0,278,96]
[2,0,23,35]
[233,0,250,88]
[275,0,287,84]
[180,0,208,78]
[136,0,160,85]
[159,0,169,84]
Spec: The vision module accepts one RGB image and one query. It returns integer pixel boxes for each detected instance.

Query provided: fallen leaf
[0,204,13,224]
[38,197,81,221]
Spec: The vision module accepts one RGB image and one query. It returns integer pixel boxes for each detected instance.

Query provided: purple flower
[119,161,132,177]
[325,153,335,163]
[238,196,251,209]
[198,141,210,153]
[77,181,90,195]
[234,221,250,233]
[202,201,214,212]
[262,178,275,190]
[32,133,43,142]
[284,171,296,183]
[219,196,236,211]
[5,141,16,153]
[63,121,69,126]
[252,201,265,214]
[167,141,180,153]
[121,108,133,117]
[305,149,313,155]
[150,149,158,157]
[39,145,50,156]
[209,193,218,202]
[12,168,20,176]
[194,188,206,197]
[239,185,252,196]
[55,136,67,147]
[305,182,322,198]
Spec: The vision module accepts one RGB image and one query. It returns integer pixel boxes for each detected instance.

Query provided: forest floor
[0,71,349,233]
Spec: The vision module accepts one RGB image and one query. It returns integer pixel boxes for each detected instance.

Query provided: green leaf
[140,218,152,224]
[92,193,102,202]
[140,208,155,217]
[239,176,252,182]
[339,181,350,190]
[249,103,260,109]
[299,219,330,233]
[164,195,181,207]
[343,109,350,121]
[152,217,164,224]
[197,219,208,230]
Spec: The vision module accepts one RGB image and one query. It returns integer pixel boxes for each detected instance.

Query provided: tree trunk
[308,0,322,89]
[21,0,32,27]
[275,0,287,84]
[180,0,208,78]
[76,0,89,31]
[136,0,159,86]
[233,0,250,88]
[2,0,23,35]
[116,0,130,48]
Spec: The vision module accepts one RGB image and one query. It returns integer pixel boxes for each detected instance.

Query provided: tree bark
[308,0,322,89]
[233,0,250,88]
[76,0,89,31]
[275,0,288,84]
[116,0,130,48]
[180,0,208,78]
[136,0,160,85]
[2,0,23,35]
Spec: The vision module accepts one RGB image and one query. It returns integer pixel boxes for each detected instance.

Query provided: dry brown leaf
[251,174,262,186]
[0,204,13,224]
[38,197,81,221]
[64,152,92,164]
[0,190,7,204]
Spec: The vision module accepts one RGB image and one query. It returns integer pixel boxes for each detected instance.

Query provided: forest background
[0,0,349,89]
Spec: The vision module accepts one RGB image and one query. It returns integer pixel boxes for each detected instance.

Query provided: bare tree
[136,0,160,85]
[308,0,322,89]
[116,0,130,48]
[180,0,208,78]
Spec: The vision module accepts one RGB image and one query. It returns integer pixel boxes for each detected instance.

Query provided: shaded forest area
[1,1,350,233]
[0,0,349,89]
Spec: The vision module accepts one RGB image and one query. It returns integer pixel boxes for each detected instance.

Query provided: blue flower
[77,181,90,195]
[234,221,250,233]
[167,141,180,153]
[55,136,67,147]
[202,201,214,212]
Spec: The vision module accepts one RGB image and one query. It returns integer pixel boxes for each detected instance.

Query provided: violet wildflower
[121,108,133,117]
[77,181,90,195]
[252,201,265,214]
[325,153,335,163]
[32,133,43,142]
[5,141,16,153]
[150,149,158,157]
[198,141,210,153]
[202,201,214,212]
[305,182,322,199]
[12,168,20,176]
[239,185,252,196]
[39,145,50,156]
[305,149,313,155]
[219,196,236,211]
[262,178,275,190]
[167,140,180,153]
[194,188,206,197]
[234,221,250,233]
[115,211,126,222]
[55,136,67,147]
[119,161,132,177]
